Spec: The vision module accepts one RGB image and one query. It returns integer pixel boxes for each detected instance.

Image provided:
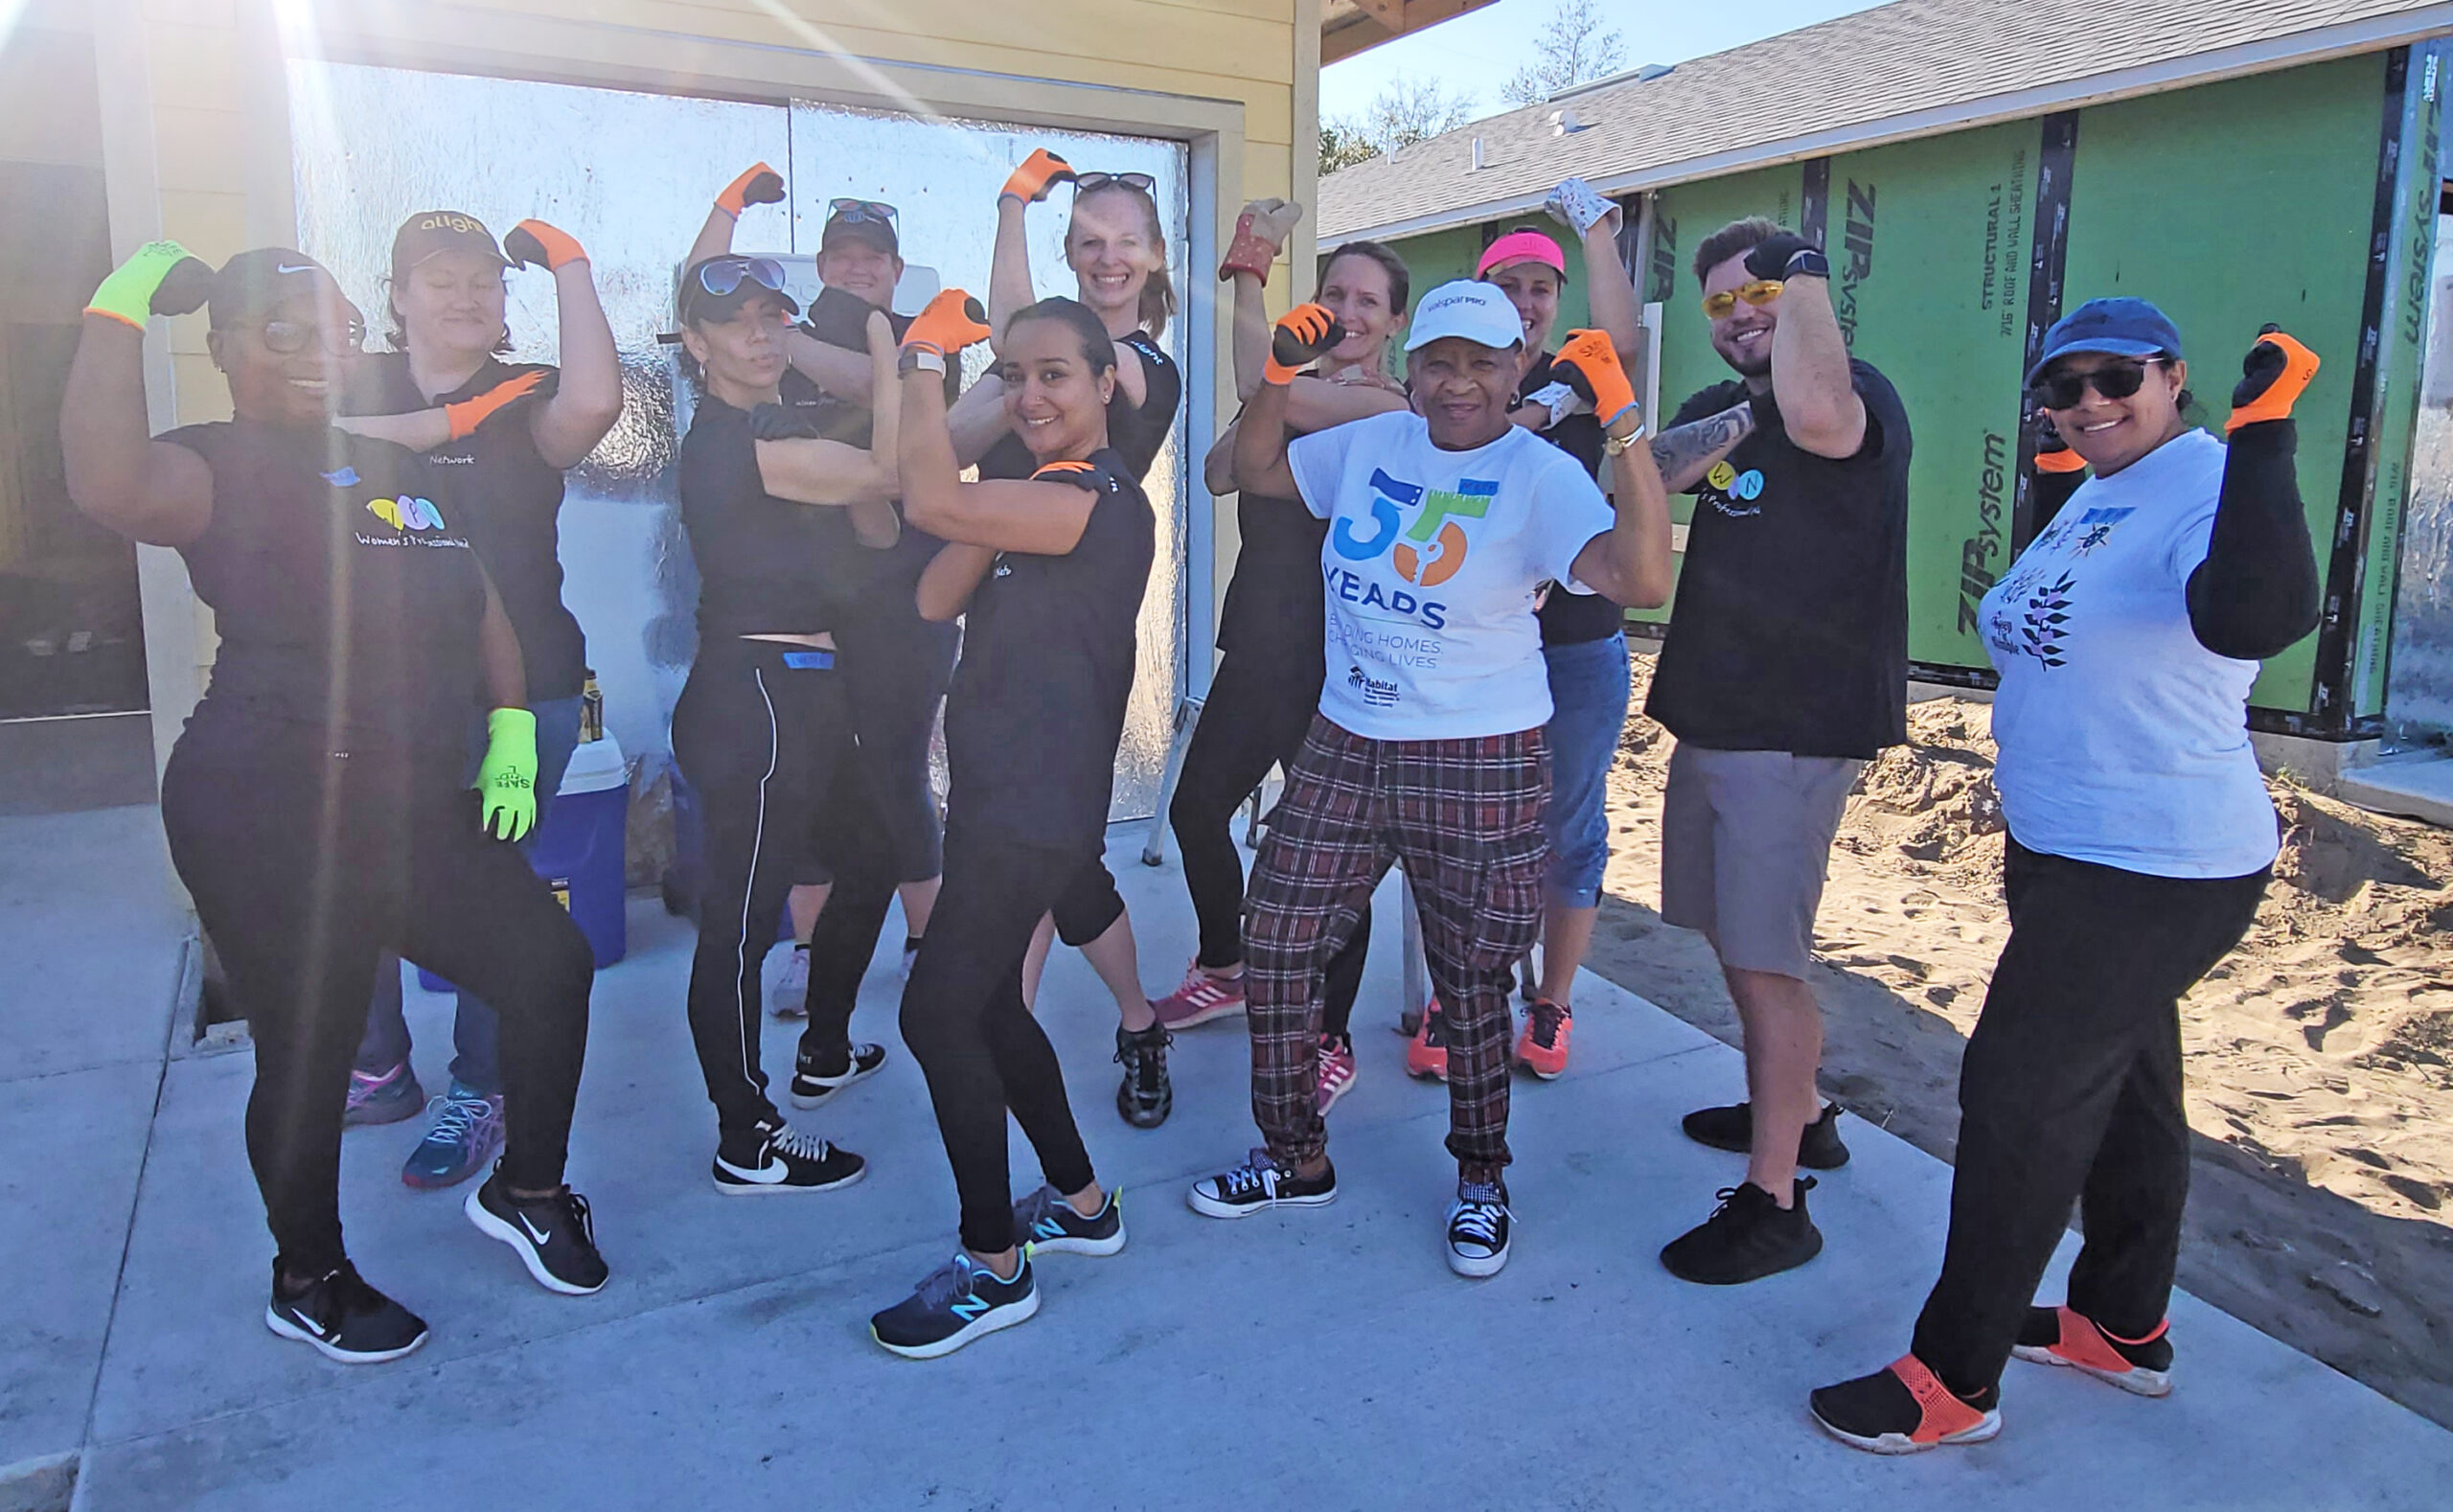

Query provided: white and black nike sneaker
[1446,1180,1513,1278]
[870,1250,1038,1360]
[712,1119,867,1195]
[264,1260,429,1363]
[790,1041,886,1109]
[1187,1149,1337,1219]
[1012,1184,1126,1256]
[464,1170,609,1295]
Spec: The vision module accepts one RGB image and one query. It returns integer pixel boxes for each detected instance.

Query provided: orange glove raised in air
[504,218,586,272]
[1266,303,1343,385]
[1549,329,1639,430]
[445,368,551,441]
[902,288,993,358]
[2226,326,2321,432]
[716,162,785,218]
[1002,149,1076,205]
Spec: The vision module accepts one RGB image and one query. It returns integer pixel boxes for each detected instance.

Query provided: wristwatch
[1784,246,1831,281]
[899,348,947,377]
[1603,419,1648,455]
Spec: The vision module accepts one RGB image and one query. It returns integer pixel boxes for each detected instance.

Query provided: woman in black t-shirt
[668,253,903,1197]
[61,244,607,1363]
[868,294,1152,1361]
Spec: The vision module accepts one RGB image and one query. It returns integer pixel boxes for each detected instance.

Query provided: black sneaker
[713,1120,867,1195]
[1445,1180,1512,1277]
[2013,1305,2175,1396]
[1679,1100,1851,1169]
[264,1261,429,1363]
[870,1250,1038,1360]
[1013,1184,1126,1257]
[1660,1179,1823,1284]
[464,1170,609,1295]
[1811,1357,2002,1455]
[1187,1150,1338,1219]
[790,1041,886,1109]
[1113,1023,1173,1128]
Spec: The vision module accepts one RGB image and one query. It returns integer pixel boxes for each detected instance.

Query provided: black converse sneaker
[1660,1178,1823,1284]
[1012,1184,1126,1256]
[712,1119,867,1195]
[1187,1149,1338,1219]
[1113,1022,1173,1128]
[464,1170,609,1295]
[1446,1180,1513,1277]
[870,1250,1039,1360]
[790,1040,887,1109]
[1679,1100,1851,1169]
[264,1261,429,1364]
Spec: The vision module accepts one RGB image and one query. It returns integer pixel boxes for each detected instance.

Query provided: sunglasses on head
[260,316,366,355]
[1073,171,1157,195]
[826,198,899,227]
[695,255,789,299]
[1701,279,1783,319]
[2029,356,2166,410]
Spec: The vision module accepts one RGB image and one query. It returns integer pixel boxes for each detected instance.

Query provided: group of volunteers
[67,136,2323,1448]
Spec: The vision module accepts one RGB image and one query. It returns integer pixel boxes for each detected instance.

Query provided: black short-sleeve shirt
[1644,356,1913,758]
[784,302,961,448]
[676,395,873,639]
[944,447,1155,848]
[165,422,484,755]
[344,353,588,700]
[978,330,1181,485]
[1518,350,1622,647]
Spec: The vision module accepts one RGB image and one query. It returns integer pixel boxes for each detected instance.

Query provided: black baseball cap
[820,198,900,257]
[207,248,343,330]
[390,209,509,277]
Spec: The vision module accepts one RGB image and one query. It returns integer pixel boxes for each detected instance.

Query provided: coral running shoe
[1316,1034,1358,1113]
[1515,999,1571,1080]
[1405,998,1449,1081]
[2013,1306,2174,1396]
[1152,960,1246,1029]
[1810,1355,2002,1455]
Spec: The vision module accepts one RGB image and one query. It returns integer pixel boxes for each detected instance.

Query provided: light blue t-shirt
[1978,427,2278,879]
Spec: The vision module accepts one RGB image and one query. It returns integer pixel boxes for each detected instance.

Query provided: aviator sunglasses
[1073,171,1157,195]
[694,255,790,298]
[1701,279,1783,319]
[2029,357,2166,410]
[827,198,899,227]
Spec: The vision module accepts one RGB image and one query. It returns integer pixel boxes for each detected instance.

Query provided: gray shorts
[1660,744,1863,979]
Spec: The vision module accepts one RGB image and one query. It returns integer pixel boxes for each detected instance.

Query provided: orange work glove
[444,368,551,441]
[1001,149,1075,205]
[2226,326,2321,432]
[1265,304,1343,385]
[716,162,785,218]
[504,219,586,272]
[902,288,993,357]
[1549,329,1639,429]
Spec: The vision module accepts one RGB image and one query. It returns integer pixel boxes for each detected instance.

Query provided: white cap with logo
[1404,279,1525,353]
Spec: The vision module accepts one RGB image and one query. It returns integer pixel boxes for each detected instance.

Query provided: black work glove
[1744,231,1825,283]
[749,402,822,442]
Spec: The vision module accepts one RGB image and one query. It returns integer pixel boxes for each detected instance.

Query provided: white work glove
[1545,176,1620,239]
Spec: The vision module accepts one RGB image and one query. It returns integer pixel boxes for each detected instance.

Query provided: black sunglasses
[262,316,366,355]
[2030,356,2165,410]
[695,255,789,298]
[1073,172,1157,195]
[826,198,899,226]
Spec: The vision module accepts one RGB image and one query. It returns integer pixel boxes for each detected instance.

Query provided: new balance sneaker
[1679,1100,1851,1170]
[1446,1180,1513,1277]
[1152,960,1246,1029]
[2013,1305,2174,1396]
[871,1250,1038,1360]
[1660,1179,1823,1285]
[790,1041,886,1109]
[264,1261,428,1364]
[1514,999,1572,1080]
[400,1080,505,1189]
[712,1120,867,1195]
[1404,998,1449,1081]
[1187,1150,1338,1219]
[1013,1184,1126,1257]
[343,1061,424,1127]
[1811,1356,2002,1455]
[1113,1022,1173,1129]
[464,1170,609,1295]
[1316,1034,1358,1114]
[769,943,811,1019]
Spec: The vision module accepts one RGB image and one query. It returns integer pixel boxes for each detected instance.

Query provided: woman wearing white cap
[1185,281,1672,1277]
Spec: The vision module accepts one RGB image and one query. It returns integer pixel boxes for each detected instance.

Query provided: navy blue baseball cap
[2026,297,2184,386]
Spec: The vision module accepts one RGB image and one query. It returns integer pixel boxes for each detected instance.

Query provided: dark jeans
[900,816,1100,1254]
[1912,837,2268,1394]
[355,695,585,1095]
[1168,644,1367,1039]
[163,718,593,1275]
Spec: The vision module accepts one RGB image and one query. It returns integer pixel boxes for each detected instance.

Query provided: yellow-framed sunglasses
[1702,279,1784,319]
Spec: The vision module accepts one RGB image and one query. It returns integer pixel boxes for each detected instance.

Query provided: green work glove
[85,240,214,330]
[475,706,539,842]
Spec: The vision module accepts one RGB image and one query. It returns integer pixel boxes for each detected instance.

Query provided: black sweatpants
[1913,837,2267,1393]
[161,721,594,1276]
[1168,645,1368,1038]
[900,816,1100,1253]
[673,640,856,1134]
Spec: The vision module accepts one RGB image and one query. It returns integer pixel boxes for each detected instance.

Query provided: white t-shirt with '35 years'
[1287,410,1616,741]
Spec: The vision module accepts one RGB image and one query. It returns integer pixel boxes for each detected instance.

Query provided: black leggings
[674,640,858,1134]
[900,817,1100,1253]
[161,720,593,1276]
[1912,837,2267,1393]
[1168,644,1368,1038]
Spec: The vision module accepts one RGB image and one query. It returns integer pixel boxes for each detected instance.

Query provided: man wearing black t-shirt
[1645,218,1913,1286]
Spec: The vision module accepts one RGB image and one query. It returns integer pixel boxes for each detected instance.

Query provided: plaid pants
[1244,716,1550,1181]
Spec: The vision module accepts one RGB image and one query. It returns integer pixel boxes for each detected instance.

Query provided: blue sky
[1320,0,1887,126]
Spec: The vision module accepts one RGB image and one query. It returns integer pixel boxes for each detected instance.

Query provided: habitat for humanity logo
[1333,469,1495,587]
[366,495,448,532]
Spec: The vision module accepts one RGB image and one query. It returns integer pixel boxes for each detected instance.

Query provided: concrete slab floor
[18,821,2453,1509]
[2337,749,2453,828]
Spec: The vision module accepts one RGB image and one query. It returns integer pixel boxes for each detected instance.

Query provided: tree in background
[1501,0,1627,106]
[1319,78,1479,174]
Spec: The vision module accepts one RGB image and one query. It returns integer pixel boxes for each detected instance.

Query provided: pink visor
[1476,229,1568,281]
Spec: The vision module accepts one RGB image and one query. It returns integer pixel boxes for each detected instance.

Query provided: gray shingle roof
[1318,0,2453,239]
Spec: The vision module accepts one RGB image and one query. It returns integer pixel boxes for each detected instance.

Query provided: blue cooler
[419,732,630,990]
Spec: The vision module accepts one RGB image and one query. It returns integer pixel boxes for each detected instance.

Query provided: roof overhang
[1327,0,2453,240]
[1321,0,1499,65]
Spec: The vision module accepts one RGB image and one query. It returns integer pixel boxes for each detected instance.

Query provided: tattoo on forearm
[1649,402,1756,489]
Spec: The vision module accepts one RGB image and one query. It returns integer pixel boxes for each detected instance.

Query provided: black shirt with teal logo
[164,423,484,755]
[1519,350,1622,648]
[977,331,1181,486]
[944,447,1155,848]
[1645,357,1912,759]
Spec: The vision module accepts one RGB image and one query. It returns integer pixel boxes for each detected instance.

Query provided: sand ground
[1580,653,2453,1426]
